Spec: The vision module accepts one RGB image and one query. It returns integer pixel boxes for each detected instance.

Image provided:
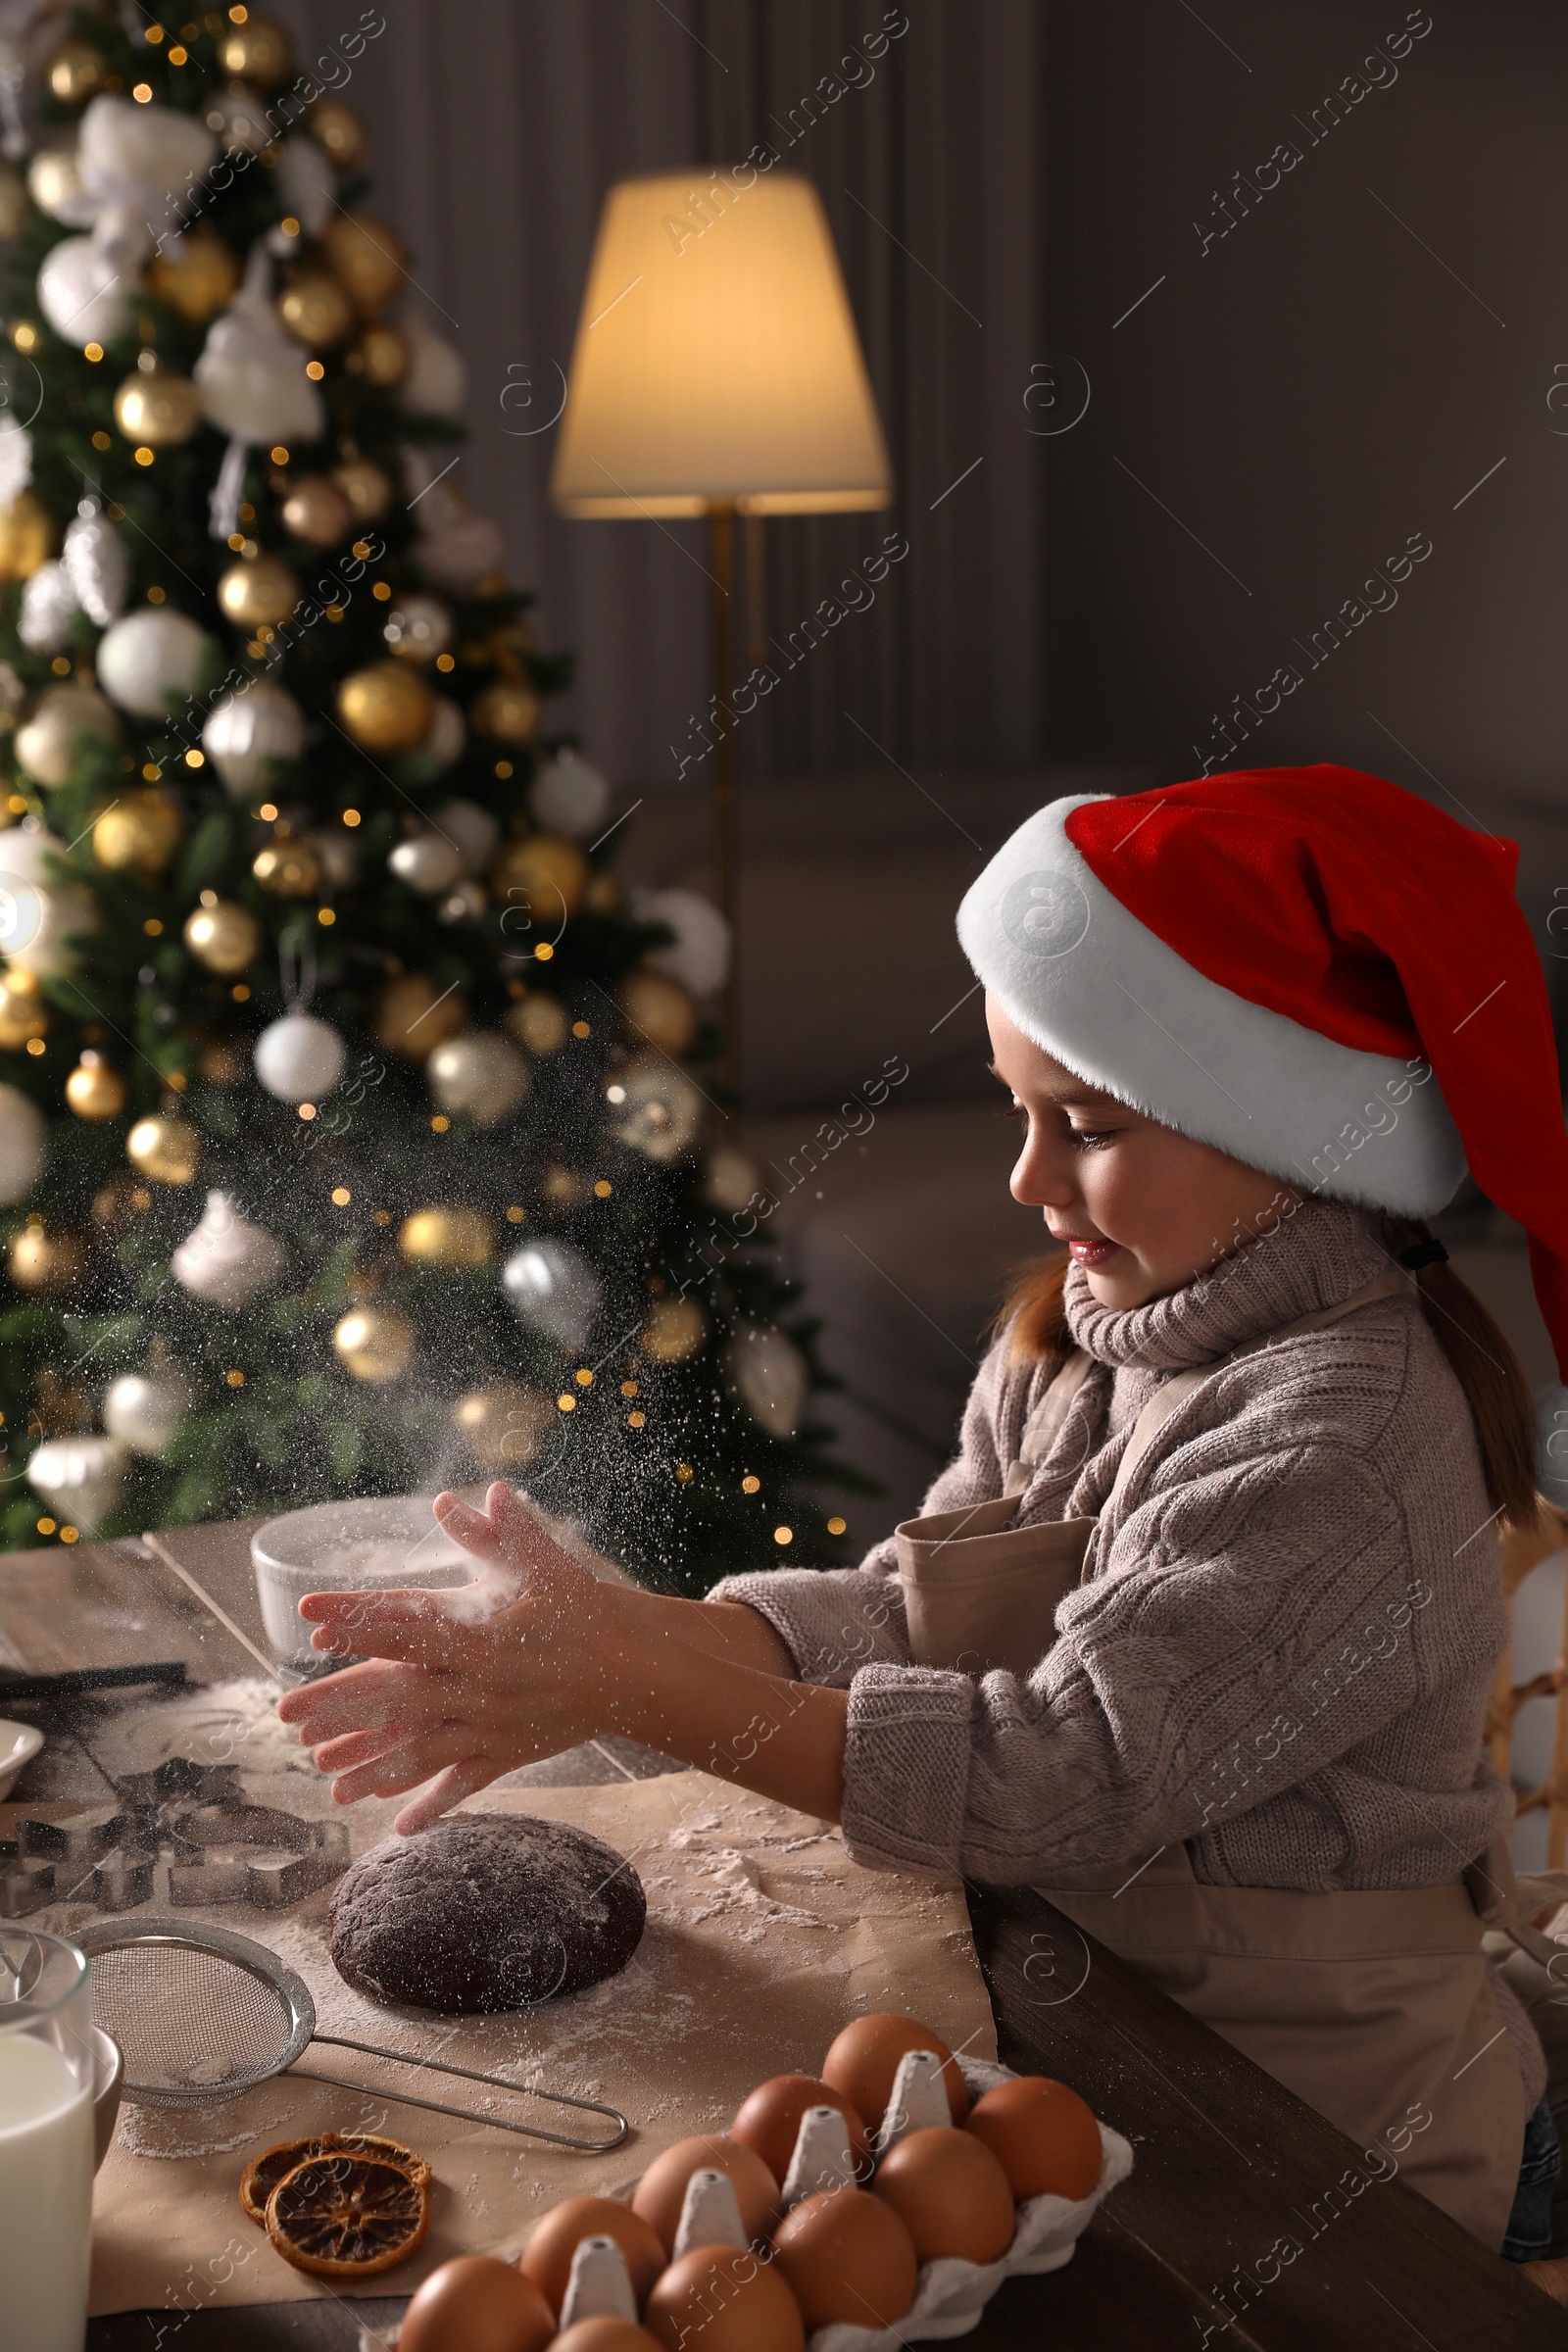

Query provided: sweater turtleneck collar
[1063,1198,1388,1372]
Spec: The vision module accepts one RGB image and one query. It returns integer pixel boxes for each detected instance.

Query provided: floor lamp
[550,170,892,1089]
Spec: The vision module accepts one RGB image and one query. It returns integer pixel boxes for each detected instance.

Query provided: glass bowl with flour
[252,1496,473,1671]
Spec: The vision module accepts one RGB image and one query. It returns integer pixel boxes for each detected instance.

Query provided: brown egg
[631,2133,780,2255]
[397,2254,555,2352]
[551,2326,664,2351]
[821,2014,970,2131]
[965,2075,1103,2202]
[771,2186,918,2328]
[731,2075,872,2186]
[870,2128,1015,2265]
[518,2194,666,2315]
[643,2245,805,2352]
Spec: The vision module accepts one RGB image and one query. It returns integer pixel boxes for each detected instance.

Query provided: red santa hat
[956,763,1568,1381]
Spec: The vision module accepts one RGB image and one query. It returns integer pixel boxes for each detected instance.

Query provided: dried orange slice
[264,2151,431,2278]
[239,2132,429,2225]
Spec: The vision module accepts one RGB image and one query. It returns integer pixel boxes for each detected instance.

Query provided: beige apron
[897,1272,1533,2251]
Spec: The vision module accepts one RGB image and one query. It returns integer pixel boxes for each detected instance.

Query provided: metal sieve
[76,1916,628,2150]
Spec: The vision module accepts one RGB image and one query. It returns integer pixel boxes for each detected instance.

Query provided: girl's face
[986,994,1298,1309]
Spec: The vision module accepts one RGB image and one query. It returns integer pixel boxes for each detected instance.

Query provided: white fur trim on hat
[956,795,1466,1215]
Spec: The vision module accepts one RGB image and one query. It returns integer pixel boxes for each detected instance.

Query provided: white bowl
[251,1495,473,1668]
[0,1717,43,1799]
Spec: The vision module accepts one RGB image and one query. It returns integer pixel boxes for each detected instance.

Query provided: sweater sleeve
[837,1413,1439,1884]
[706,1340,1021,1688]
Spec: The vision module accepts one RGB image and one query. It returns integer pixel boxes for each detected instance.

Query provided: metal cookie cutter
[1,1758,348,1917]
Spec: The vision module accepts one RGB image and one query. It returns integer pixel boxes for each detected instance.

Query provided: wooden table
[2,1520,1564,2349]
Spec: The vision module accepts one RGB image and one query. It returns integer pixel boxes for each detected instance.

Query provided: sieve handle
[295,2034,630,2151]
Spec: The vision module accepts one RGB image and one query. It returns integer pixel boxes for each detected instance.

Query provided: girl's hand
[275,1483,629,1833]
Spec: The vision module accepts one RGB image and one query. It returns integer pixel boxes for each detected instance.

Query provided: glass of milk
[0,1928,94,2352]
[252,1495,474,1671]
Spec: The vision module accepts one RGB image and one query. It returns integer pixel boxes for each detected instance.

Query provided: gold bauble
[146,228,241,324]
[320,211,407,315]
[126,1113,200,1186]
[0,490,57,582]
[470,676,541,746]
[330,456,392,523]
[9,1223,87,1296]
[399,1205,494,1270]
[65,1051,125,1120]
[197,1035,248,1084]
[349,323,408,386]
[218,13,293,84]
[113,365,201,448]
[308,97,368,172]
[46,38,106,106]
[491,832,588,919]
[452,1382,555,1471]
[218,554,299,630]
[333,1303,416,1384]
[336,662,433,755]
[640,1297,708,1364]
[276,270,354,350]
[618,970,699,1057]
[183,899,261,975]
[26,146,81,221]
[93,788,183,878]
[504,992,569,1055]
[0,965,49,1048]
[280,474,354,548]
[373,971,469,1061]
[251,831,320,899]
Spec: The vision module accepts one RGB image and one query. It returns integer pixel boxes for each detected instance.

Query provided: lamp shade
[551,171,892,516]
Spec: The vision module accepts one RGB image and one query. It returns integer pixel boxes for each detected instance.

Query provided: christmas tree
[0,3,860,1593]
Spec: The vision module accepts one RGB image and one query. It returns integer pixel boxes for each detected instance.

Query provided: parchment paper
[80,1768,994,2317]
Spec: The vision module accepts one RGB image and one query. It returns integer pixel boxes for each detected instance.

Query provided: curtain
[269,0,1048,786]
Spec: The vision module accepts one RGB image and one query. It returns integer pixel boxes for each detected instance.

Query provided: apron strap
[1011,1349,1096,1486]
[1102,1266,1414,1515]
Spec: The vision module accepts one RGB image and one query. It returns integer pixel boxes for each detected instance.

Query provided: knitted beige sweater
[711,1200,1518,1898]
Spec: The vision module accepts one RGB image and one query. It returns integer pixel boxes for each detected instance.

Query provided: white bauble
[502,1237,602,1353]
[724,1323,809,1438]
[414,509,507,595]
[195,274,325,443]
[0,416,31,504]
[426,1030,530,1127]
[606,1054,705,1162]
[253,1012,346,1102]
[0,1082,44,1203]
[37,234,130,347]
[433,797,496,874]
[531,749,611,841]
[274,134,335,237]
[26,1434,125,1535]
[388,830,465,896]
[401,314,466,417]
[416,695,465,770]
[62,507,129,626]
[381,593,453,662]
[19,560,76,654]
[703,1144,763,1216]
[631,885,731,998]
[171,1190,287,1309]
[104,1362,193,1456]
[96,608,211,717]
[201,677,306,798]
[201,85,273,159]
[436,877,485,925]
[14,684,120,787]
[0,826,97,975]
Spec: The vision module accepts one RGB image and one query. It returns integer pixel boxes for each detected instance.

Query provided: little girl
[280,763,1568,2264]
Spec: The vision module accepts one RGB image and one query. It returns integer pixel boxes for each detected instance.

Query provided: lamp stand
[707,500,739,1102]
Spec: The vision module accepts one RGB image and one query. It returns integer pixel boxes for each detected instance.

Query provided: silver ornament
[171,1190,288,1310]
[703,1145,763,1215]
[426,1030,531,1126]
[19,560,77,654]
[26,1433,126,1534]
[388,829,466,896]
[37,233,131,346]
[202,86,273,158]
[253,1012,346,1103]
[96,607,211,717]
[274,133,334,236]
[201,678,306,799]
[402,316,466,417]
[104,1362,193,1456]
[436,878,486,926]
[381,593,453,662]
[0,826,97,975]
[432,797,497,873]
[414,509,507,596]
[725,1323,809,1438]
[15,683,120,787]
[631,885,731,998]
[0,416,31,505]
[416,695,466,769]
[606,1054,704,1163]
[308,826,360,888]
[62,505,129,626]
[531,749,611,841]
[503,1237,602,1352]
